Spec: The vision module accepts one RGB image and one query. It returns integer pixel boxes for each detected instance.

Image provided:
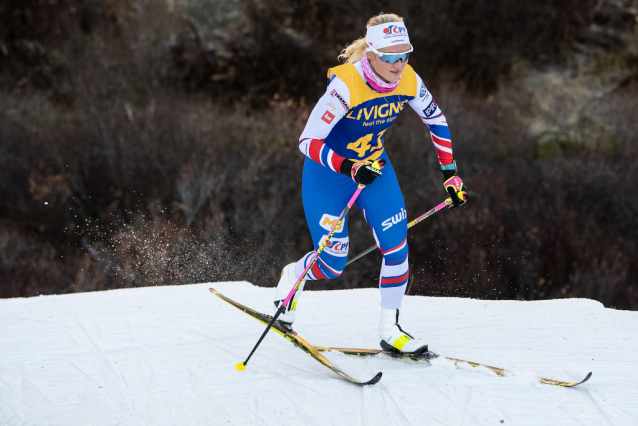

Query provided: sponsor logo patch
[383,25,407,35]
[420,82,428,98]
[330,89,349,111]
[321,111,335,124]
[320,235,350,257]
[345,99,409,121]
[381,208,407,231]
[325,101,337,112]
[422,99,438,118]
[319,214,344,232]
[321,110,335,124]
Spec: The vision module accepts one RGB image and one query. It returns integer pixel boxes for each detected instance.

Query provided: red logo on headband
[321,110,335,124]
[384,25,407,35]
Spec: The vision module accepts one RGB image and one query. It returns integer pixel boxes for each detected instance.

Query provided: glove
[441,164,467,210]
[340,159,384,185]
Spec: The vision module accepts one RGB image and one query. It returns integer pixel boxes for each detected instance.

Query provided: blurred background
[1,0,637,309]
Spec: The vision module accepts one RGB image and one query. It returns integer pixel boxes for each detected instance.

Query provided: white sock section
[380,284,408,309]
[378,256,409,309]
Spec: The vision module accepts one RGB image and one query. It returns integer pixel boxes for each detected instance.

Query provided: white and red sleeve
[408,73,454,167]
[298,76,351,172]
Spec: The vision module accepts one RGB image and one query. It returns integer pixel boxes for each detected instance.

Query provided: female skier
[273,13,467,355]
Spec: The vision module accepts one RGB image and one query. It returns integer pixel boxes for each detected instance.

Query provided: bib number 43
[347,130,387,158]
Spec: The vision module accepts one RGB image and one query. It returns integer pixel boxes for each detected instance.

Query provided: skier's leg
[357,160,428,354]
[274,157,357,324]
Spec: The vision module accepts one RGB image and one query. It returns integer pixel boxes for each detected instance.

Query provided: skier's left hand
[441,168,467,210]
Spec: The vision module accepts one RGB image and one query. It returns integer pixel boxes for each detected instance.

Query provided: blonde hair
[338,13,405,64]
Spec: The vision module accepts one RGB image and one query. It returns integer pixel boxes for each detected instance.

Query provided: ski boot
[378,308,429,356]
[273,263,307,328]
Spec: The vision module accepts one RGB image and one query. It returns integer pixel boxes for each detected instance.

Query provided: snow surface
[1,281,638,425]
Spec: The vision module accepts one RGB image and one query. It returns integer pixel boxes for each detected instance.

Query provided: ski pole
[235,161,381,371]
[345,198,452,266]
[235,184,364,371]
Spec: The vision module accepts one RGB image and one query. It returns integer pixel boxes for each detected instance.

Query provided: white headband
[365,22,412,52]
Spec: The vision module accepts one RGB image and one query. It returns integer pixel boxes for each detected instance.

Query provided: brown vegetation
[1,0,637,309]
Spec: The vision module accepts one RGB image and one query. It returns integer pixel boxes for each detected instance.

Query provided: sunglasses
[367,45,413,64]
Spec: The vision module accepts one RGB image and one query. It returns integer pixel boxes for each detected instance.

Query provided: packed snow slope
[1,282,637,425]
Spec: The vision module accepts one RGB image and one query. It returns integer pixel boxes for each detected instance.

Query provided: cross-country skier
[273,13,467,355]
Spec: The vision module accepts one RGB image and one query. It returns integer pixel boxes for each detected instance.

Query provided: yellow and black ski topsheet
[210,288,382,385]
[313,346,592,387]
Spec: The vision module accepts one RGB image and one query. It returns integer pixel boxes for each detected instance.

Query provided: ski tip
[566,371,593,387]
[542,371,593,387]
[566,371,592,387]
[364,372,383,385]
[235,362,246,371]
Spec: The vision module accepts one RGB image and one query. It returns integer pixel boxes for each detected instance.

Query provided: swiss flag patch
[321,110,335,124]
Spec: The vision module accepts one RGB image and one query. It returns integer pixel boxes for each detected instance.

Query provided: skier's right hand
[340,159,384,185]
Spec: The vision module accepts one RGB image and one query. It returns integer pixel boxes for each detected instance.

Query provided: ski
[210,289,382,385]
[314,346,592,388]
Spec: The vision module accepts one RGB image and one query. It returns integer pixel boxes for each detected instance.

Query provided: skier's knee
[305,250,347,280]
[313,258,344,280]
[382,240,408,265]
